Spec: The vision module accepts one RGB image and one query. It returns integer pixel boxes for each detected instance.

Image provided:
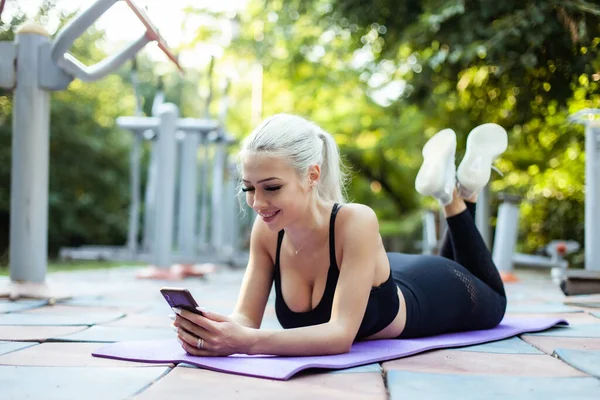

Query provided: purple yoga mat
[93,316,566,380]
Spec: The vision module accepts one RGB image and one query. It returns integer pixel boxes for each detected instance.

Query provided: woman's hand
[171,308,253,357]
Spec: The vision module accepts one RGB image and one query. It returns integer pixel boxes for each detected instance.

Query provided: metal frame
[569,109,600,271]
[0,0,182,298]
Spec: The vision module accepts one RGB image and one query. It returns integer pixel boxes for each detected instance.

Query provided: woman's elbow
[330,327,355,354]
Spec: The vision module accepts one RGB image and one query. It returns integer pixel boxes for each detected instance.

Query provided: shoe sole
[457,123,507,196]
[415,128,456,204]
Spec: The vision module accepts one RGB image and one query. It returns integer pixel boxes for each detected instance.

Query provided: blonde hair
[238,114,348,203]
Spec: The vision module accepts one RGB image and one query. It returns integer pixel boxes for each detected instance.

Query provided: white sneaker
[415,128,457,205]
[456,123,508,198]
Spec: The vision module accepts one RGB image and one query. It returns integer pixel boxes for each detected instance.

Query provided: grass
[0,260,144,276]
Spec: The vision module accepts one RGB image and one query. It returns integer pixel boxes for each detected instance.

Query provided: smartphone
[160,287,203,315]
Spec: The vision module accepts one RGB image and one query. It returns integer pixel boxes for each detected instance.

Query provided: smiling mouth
[258,210,280,220]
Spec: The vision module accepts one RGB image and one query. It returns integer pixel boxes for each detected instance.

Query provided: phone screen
[160,287,203,315]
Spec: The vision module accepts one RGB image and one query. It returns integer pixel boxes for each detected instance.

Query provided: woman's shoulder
[336,202,379,233]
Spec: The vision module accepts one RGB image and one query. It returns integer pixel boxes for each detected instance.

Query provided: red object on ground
[136,264,217,280]
[500,271,519,283]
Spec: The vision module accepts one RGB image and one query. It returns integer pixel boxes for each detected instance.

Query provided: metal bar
[142,140,158,252]
[9,27,51,283]
[211,141,226,250]
[584,121,600,270]
[177,132,199,258]
[491,195,521,273]
[0,42,16,89]
[128,134,142,254]
[153,103,178,268]
[126,63,144,254]
[569,110,600,271]
[421,211,436,255]
[198,136,210,249]
[475,184,491,248]
[117,116,219,133]
[57,34,150,82]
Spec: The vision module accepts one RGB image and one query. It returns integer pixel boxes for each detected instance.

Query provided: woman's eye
[241,187,254,193]
[265,186,282,191]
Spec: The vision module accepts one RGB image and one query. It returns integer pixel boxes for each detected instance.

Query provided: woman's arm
[174,205,381,356]
[228,215,275,328]
[246,204,380,355]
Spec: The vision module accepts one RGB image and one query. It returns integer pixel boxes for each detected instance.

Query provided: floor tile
[382,349,585,376]
[23,304,126,316]
[506,312,600,324]
[506,303,583,314]
[521,336,600,354]
[0,299,48,313]
[328,363,382,374]
[0,365,170,400]
[0,342,173,367]
[0,311,124,326]
[525,323,600,338]
[52,325,174,342]
[387,371,600,400]
[102,314,171,328]
[455,337,543,354]
[135,366,387,399]
[58,297,152,313]
[564,302,600,309]
[0,325,86,341]
[554,348,600,378]
[0,341,38,356]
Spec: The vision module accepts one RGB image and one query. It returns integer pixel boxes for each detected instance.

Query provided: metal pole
[491,194,521,274]
[569,111,600,271]
[10,25,51,283]
[476,184,491,248]
[142,141,158,252]
[128,133,142,254]
[584,121,600,271]
[421,211,436,255]
[153,103,178,268]
[177,132,199,259]
[198,135,210,250]
[223,162,238,254]
[211,140,226,251]
[127,62,143,254]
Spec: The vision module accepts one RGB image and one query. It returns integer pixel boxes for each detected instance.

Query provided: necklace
[293,242,307,255]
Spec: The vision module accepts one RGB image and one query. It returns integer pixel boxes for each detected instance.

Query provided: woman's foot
[456,123,507,198]
[443,188,467,218]
[415,128,457,206]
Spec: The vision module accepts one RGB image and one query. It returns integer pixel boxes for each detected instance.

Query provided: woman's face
[242,154,310,231]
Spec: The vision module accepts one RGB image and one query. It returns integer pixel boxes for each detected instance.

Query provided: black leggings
[391,202,507,338]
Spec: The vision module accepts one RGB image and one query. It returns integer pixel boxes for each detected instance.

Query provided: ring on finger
[196,337,204,349]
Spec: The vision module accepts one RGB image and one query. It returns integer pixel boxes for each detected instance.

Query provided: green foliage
[1,0,599,263]
[214,0,600,257]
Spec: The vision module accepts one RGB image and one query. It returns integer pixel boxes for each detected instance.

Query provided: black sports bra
[273,203,400,339]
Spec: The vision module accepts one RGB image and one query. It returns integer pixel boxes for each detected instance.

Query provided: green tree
[207,0,600,257]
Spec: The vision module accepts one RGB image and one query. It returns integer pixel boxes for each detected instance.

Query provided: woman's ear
[307,164,321,186]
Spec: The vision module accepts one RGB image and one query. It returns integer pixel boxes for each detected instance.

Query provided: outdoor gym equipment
[491,109,599,285]
[569,109,600,272]
[0,0,182,299]
[491,194,580,283]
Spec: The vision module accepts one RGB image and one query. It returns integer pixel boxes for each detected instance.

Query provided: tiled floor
[1,267,600,399]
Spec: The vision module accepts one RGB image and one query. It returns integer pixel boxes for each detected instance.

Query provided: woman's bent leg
[388,253,506,338]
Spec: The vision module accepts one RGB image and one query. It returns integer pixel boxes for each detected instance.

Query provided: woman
[172,114,508,356]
